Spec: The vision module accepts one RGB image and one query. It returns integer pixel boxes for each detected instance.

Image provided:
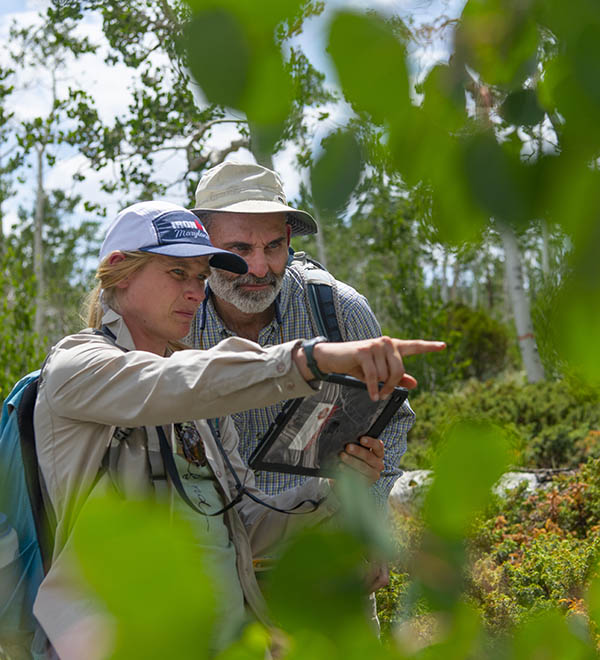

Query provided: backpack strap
[289,251,345,342]
[16,377,55,575]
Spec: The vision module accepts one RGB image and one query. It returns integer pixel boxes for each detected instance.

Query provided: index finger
[395,340,446,357]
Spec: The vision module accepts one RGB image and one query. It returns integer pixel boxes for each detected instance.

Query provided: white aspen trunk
[541,219,550,279]
[502,263,512,324]
[33,146,46,338]
[471,270,479,308]
[440,249,448,303]
[471,256,480,308]
[498,221,545,383]
[450,258,460,302]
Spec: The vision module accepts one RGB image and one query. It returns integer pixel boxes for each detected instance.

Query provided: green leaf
[327,11,410,125]
[264,527,367,636]
[332,469,395,560]
[310,130,362,213]
[243,43,293,125]
[424,420,511,539]
[462,131,533,225]
[500,88,546,126]
[510,609,594,659]
[554,228,600,387]
[455,0,539,88]
[72,495,217,659]
[182,10,250,110]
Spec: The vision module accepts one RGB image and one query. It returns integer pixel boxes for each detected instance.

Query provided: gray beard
[208,269,284,314]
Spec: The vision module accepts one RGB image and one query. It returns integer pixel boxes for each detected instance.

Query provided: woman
[32,201,444,659]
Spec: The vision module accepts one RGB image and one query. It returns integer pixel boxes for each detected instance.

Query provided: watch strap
[302,336,329,380]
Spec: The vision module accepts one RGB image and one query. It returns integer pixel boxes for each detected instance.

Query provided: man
[186,162,417,586]
[187,161,415,504]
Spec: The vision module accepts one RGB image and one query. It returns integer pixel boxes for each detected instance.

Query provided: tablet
[248,374,408,478]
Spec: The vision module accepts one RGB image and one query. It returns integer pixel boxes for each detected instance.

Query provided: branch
[187,138,249,172]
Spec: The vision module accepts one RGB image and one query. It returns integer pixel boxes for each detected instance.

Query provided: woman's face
[115,254,210,354]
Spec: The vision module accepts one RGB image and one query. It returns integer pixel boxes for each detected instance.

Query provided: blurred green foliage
[2,0,600,657]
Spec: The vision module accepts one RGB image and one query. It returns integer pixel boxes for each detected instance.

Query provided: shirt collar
[100,307,138,351]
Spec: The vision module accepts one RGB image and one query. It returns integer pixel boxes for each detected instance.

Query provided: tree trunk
[541,219,550,280]
[486,264,494,311]
[440,249,448,303]
[34,146,45,338]
[498,221,545,382]
[450,257,460,302]
[471,257,480,308]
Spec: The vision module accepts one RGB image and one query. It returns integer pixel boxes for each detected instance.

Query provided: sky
[0,0,466,239]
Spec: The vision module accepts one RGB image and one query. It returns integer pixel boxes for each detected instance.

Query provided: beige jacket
[33,308,336,659]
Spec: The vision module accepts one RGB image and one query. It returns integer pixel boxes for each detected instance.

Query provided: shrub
[467,461,600,633]
[404,377,600,470]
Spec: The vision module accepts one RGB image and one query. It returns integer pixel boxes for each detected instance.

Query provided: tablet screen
[249,375,408,477]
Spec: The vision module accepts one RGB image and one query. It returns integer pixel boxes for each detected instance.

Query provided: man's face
[206,212,289,314]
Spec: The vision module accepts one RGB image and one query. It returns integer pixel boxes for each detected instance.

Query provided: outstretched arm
[292,336,446,401]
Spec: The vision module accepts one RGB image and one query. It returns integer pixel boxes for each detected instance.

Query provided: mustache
[232,273,278,287]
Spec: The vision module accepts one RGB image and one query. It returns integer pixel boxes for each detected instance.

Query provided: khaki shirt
[33,308,336,659]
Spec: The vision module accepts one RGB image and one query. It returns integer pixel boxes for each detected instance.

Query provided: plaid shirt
[188,264,415,507]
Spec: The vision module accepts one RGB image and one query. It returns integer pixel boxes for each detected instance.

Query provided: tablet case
[248,374,408,478]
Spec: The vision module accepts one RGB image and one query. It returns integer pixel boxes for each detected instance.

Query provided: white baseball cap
[99,201,248,273]
[191,161,318,236]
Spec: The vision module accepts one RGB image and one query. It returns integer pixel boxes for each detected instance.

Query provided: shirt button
[216,470,222,477]
[286,381,295,391]
[276,362,285,374]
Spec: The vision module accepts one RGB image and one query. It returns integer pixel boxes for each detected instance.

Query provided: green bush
[396,302,516,393]
[404,377,600,470]
[467,461,600,634]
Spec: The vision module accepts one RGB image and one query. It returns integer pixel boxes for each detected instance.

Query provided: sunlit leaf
[215,622,270,660]
[327,11,410,125]
[332,469,395,560]
[72,495,217,659]
[510,609,594,659]
[424,421,511,539]
[264,527,367,636]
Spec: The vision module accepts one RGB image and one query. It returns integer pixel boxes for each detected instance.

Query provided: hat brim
[140,245,248,274]
[190,200,318,236]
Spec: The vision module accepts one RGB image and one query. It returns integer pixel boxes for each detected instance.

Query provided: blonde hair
[84,251,154,328]
[83,251,188,352]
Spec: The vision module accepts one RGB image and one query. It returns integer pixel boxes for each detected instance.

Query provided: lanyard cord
[207,419,326,515]
[156,421,325,517]
[97,325,324,516]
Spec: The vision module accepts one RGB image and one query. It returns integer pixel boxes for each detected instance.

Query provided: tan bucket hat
[190,161,318,236]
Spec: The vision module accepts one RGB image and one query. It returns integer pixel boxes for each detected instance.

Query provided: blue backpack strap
[0,370,45,634]
[16,376,55,576]
[288,251,345,342]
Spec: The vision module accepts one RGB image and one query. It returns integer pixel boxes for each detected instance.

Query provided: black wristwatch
[302,336,329,380]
